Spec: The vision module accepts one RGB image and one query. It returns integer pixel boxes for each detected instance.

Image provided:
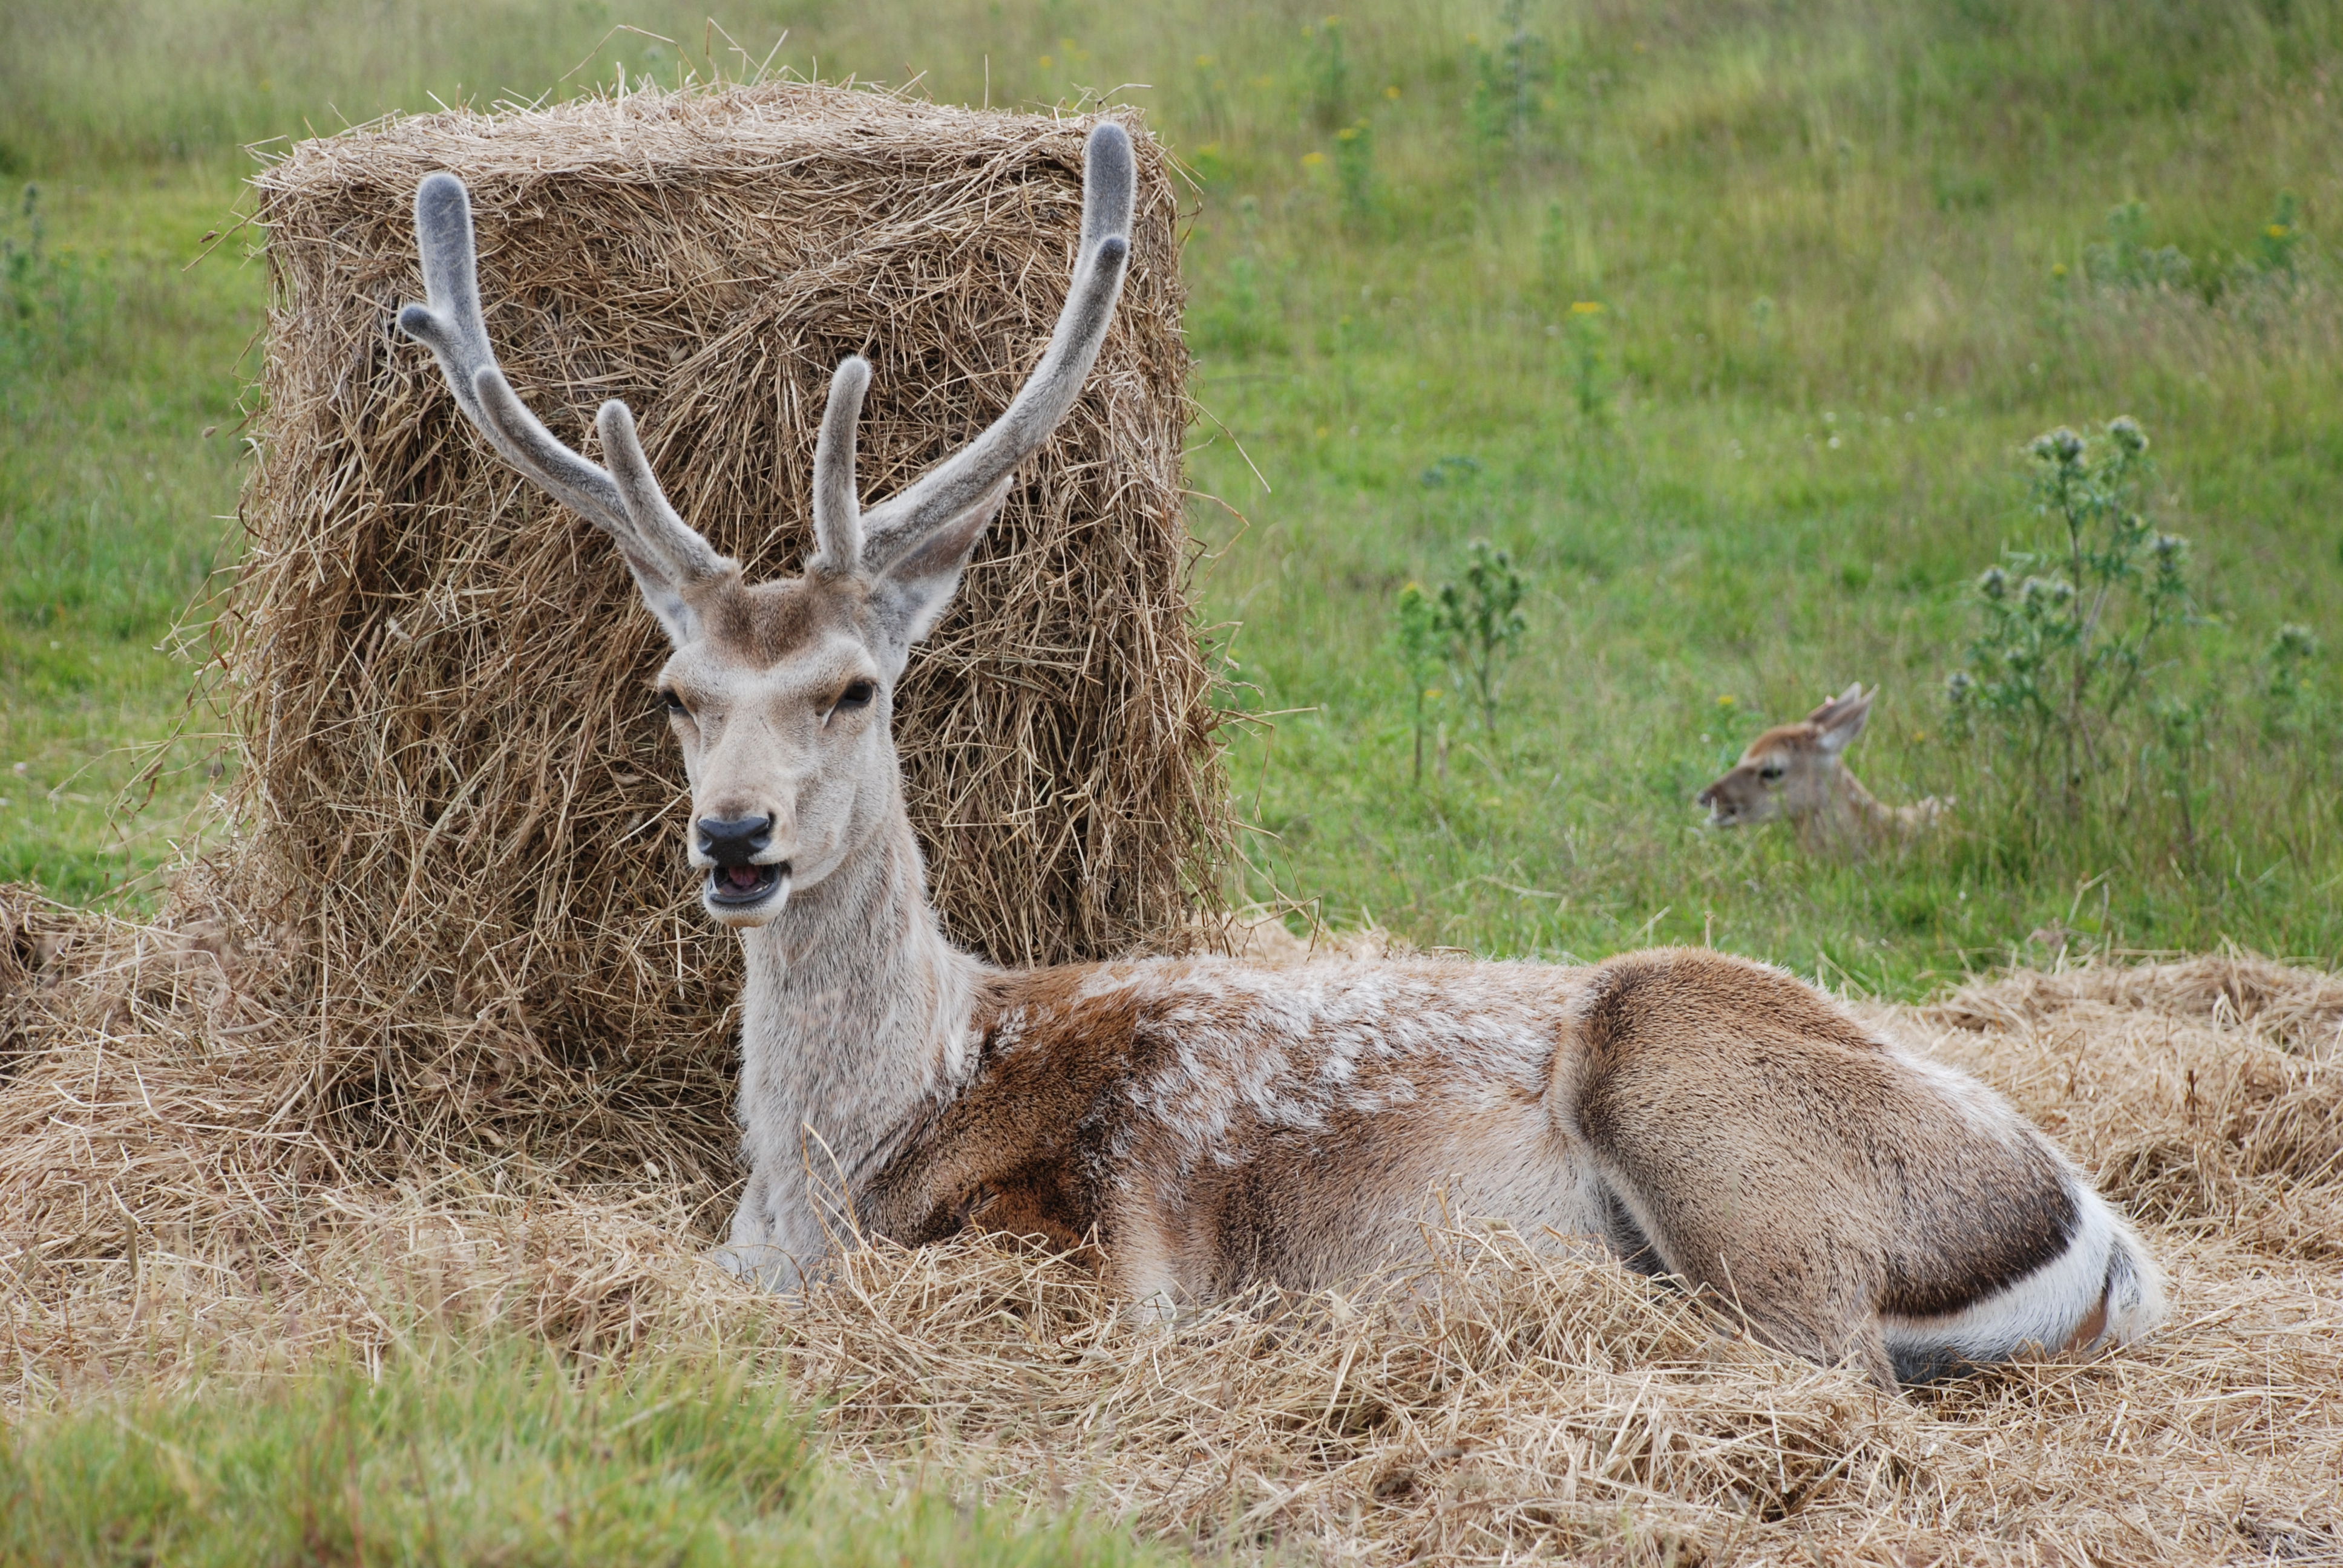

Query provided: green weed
[1,183,105,371]
[1432,540,1530,739]
[1468,0,1551,154]
[2084,203,2194,292]
[1948,417,2193,809]
[1305,16,1351,131]
[2257,192,2304,278]
[1334,118,1374,229]
[1392,581,1445,784]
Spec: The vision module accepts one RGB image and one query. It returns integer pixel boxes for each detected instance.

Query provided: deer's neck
[1832,766,1895,825]
[732,788,988,1266]
[1801,764,1908,844]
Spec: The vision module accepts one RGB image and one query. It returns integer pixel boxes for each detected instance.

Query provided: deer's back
[856,956,1605,1289]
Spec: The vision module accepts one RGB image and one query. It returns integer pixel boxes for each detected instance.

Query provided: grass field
[4,0,2341,993]
[2,3,2341,1557]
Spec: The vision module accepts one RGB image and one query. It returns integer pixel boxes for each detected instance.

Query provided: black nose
[697,814,773,867]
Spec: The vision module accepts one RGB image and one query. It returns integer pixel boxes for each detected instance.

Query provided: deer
[396,121,2160,1387]
[1699,683,1950,846]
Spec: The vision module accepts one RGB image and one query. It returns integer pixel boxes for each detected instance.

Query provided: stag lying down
[397,122,2161,1387]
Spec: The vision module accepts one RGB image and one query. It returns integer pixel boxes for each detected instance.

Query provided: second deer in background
[1699,684,1948,846]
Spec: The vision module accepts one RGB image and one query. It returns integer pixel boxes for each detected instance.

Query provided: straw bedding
[4,888,2338,1565]
[224,82,1220,1191]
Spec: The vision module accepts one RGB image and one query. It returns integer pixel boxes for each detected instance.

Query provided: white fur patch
[1883,1185,2166,1367]
[1083,961,1565,1175]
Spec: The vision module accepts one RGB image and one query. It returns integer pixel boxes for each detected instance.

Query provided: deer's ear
[1814,687,1875,754]
[865,477,1012,668]
[1804,681,1862,727]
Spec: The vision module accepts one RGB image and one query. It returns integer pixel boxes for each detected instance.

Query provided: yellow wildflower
[1570,300,1604,315]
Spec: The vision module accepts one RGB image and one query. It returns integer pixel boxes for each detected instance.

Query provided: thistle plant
[2261,622,2325,740]
[1437,540,1529,737]
[1948,417,2194,806]
[1306,16,1351,131]
[2083,203,2192,290]
[2266,622,2321,701]
[1392,543,1530,778]
[2149,693,2211,863]
[1470,0,1550,152]
[1,183,97,368]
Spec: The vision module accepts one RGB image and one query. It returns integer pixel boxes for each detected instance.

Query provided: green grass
[0,1338,1152,1567]
[2,0,2339,975]
[1,174,250,901]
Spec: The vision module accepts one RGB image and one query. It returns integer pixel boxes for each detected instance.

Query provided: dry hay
[0,888,91,1086]
[221,81,1220,1192]
[4,884,2338,1565]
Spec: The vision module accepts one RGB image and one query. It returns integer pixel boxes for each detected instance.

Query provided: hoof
[707,1243,804,1295]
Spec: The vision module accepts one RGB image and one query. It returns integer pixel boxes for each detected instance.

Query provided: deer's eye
[832,679,877,714]
[660,689,690,718]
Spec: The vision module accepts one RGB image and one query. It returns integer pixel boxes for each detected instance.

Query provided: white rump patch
[1882,1185,2161,1370]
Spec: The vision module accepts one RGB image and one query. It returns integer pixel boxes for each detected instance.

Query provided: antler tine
[397,172,726,586]
[857,120,1137,569]
[593,398,729,581]
[809,355,872,575]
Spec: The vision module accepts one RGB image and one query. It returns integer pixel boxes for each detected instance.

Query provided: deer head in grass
[1698,683,1950,846]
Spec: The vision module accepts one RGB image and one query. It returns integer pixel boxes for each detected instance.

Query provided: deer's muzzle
[698,814,790,915]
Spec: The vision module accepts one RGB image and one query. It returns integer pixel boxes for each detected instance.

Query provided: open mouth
[705,862,787,909]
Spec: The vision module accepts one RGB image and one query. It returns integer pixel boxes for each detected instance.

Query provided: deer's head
[398,123,1136,929]
[1696,683,1873,829]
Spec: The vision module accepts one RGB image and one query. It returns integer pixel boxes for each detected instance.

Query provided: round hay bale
[215,83,1224,1181]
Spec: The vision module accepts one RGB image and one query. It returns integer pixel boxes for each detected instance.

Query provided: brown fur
[853,949,2118,1384]
[857,958,1584,1301]
[704,575,869,667]
[1562,950,2079,1382]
